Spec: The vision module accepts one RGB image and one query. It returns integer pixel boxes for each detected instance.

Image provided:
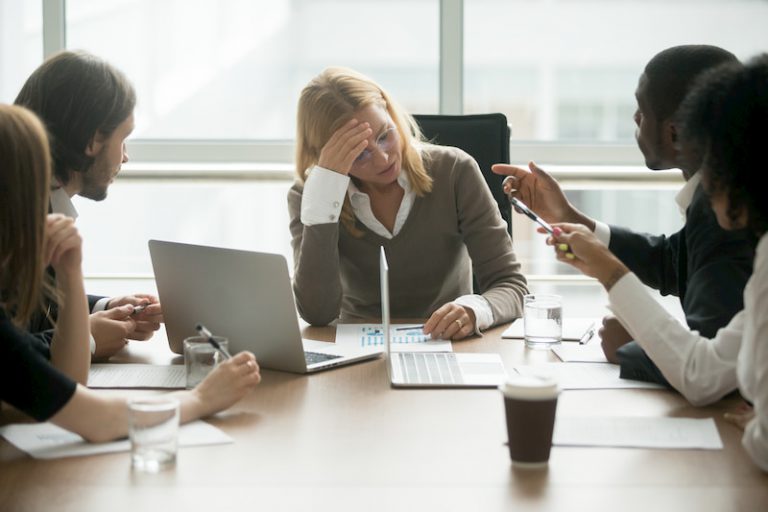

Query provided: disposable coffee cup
[500,374,559,468]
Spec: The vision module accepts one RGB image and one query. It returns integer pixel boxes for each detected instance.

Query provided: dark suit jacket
[27,266,105,359]
[608,183,754,385]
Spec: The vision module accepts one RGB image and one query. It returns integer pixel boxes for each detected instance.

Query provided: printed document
[553,417,723,449]
[514,362,665,390]
[0,420,232,459]
[552,343,608,363]
[502,317,599,341]
[88,364,186,389]
[335,323,452,353]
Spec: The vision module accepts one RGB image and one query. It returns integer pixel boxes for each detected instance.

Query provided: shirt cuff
[92,297,110,313]
[593,220,611,245]
[453,294,494,334]
[89,334,96,355]
[300,166,350,226]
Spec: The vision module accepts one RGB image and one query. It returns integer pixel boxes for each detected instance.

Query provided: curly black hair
[678,53,768,239]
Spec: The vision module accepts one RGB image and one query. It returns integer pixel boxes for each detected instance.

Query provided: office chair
[411,113,513,294]
[411,113,512,237]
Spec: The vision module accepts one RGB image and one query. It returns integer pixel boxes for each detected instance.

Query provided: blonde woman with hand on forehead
[288,67,528,340]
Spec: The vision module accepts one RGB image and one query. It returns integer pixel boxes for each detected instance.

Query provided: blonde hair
[0,104,52,326]
[295,67,433,235]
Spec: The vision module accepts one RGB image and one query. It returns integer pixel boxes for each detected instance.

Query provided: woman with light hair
[289,67,527,339]
[0,104,261,442]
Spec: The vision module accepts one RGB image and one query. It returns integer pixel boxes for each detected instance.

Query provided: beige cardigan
[287,144,528,326]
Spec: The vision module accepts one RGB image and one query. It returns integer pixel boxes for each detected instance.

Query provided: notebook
[380,247,508,388]
[502,317,599,342]
[149,240,380,374]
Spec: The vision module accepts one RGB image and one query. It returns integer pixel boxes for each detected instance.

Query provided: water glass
[128,397,180,472]
[523,294,563,349]
[183,336,229,389]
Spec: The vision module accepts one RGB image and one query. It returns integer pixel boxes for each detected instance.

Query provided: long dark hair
[14,50,136,185]
[0,104,52,326]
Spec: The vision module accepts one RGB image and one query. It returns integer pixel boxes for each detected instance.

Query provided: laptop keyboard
[397,352,464,385]
[305,351,343,365]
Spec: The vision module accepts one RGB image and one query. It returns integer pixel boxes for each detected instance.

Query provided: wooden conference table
[1,323,767,512]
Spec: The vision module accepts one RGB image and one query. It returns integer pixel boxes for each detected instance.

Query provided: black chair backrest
[412,113,512,236]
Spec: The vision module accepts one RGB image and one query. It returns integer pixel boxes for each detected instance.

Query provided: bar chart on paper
[360,325,430,346]
[335,324,453,353]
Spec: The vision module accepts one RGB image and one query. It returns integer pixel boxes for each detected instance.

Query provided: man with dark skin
[493,45,754,387]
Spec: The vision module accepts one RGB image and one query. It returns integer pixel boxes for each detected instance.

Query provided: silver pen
[579,322,596,345]
[131,304,148,316]
[509,196,554,235]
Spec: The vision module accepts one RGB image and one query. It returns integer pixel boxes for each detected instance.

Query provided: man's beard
[78,173,109,201]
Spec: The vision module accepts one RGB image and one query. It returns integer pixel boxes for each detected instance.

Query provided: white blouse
[609,232,768,471]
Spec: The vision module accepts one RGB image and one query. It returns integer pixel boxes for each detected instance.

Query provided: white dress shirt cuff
[607,272,671,338]
[92,297,110,313]
[300,166,350,226]
[453,294,494,334]
[593,220,611,246]
[89,335,96,355]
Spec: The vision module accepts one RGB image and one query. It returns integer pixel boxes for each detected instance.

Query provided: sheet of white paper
[514,362,665,390]
[335,324,452,353]
[502,317,598,341]
[552,343,608,363]
[88,364,186,389]
[0,420,233,459]
[553,417,723,450]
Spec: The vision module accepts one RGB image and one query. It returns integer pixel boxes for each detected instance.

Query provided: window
[66,0,439,141]
[6,1,767,282]
[465,0,768,142]
[0,0,42,103]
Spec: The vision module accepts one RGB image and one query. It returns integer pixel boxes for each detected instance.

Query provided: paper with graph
[335,324,452,353]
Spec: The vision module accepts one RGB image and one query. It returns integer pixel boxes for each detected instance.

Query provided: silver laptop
[380,247,508,388]
[149,240,380,373]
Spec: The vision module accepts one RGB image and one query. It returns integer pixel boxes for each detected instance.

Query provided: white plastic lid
[499,374,559,400]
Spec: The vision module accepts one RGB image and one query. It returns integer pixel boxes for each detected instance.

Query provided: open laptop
[149,240,380,373]
[380,247,508,388]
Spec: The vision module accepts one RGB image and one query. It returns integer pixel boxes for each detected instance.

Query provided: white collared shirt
[299,165,494,331]
[50,186,79,219]
[607,233,768,471]
[49,185,103,354]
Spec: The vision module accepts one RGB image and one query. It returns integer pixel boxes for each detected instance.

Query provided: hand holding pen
[509,196,555,235]
[550,223,630,292]
[508,196,574,257]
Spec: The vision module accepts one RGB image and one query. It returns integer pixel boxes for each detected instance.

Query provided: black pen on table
[196,323,232,359]
[579,322,596,345]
